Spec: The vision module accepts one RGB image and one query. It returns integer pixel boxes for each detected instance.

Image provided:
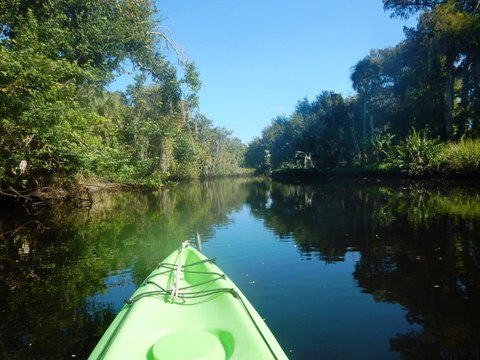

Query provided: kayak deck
[89,244,288,359]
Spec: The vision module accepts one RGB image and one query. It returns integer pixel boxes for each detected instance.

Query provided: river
[1,179,479,359]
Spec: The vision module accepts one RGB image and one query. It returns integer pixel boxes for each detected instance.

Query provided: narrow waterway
[1,179,479,359]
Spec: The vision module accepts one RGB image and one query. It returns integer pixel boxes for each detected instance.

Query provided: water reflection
[0,179,479,359]
[0,179,251,359]
[247,181,480,359]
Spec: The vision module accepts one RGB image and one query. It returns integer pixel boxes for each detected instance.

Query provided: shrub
[370,132,395,162]
[438,139,480,176]
[393,128,443,176]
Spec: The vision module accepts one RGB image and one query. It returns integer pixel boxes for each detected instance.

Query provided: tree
[1,0,236,194]
[244,137,266,169]
[351,55,382,135]
[245,91,356,170]
[295,151,315,169]
[384,0,480,138]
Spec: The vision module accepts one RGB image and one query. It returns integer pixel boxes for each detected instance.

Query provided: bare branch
[151,27,186,64]
[24,134,34,148]
[134,60,152,74]
[295,151,315,169]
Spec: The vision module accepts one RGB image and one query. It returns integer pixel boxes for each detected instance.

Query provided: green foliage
[0,42,97,188]
[371,132,396,162]
[437,139,480,176]
[248,1,480,178]
[384,0,480,138]
[393,129,443,176]
[0,0,246,194]
[247,1,480,177]
[247,92,355,171]
[244,137,265,169]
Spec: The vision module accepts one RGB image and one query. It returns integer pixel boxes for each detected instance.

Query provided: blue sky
[113,1,416,144]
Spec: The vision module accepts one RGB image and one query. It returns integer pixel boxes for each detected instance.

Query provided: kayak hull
[89,245,288,359]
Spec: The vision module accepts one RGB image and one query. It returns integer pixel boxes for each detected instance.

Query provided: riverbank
[0,170,256,207]
[271,165,480,183]
[0,177,129,207]
[2,160,478,206]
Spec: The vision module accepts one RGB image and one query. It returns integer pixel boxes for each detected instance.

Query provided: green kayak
[89,242,288,359]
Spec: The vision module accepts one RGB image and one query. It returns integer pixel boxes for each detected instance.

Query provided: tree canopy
[246,0,480,172]
[0,0,246,196]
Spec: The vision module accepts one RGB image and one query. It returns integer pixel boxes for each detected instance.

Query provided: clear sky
[114,1,416,144]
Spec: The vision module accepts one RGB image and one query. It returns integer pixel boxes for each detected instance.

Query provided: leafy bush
[370,132,395,162]
[393,129,443,176]
[438,139,480,176]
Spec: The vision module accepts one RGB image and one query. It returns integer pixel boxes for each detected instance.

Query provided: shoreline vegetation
[271,165,480,184]
[244,2,480,185]
[271,136,480,183]
[0,1,247,205]
[2,1,480,205]
[0,170,255,207]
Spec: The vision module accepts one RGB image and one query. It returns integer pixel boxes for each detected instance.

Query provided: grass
[437,139,480,177]
[271,138,480,182]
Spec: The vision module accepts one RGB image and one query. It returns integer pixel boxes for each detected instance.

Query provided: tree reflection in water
[0,179,251,359]
[0,179,479,359]
[251,181,480,359]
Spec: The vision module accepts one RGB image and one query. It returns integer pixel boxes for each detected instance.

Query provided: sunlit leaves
[0,0,247,192]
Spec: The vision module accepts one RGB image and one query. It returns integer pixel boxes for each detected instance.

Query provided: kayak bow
[89,242,288,359]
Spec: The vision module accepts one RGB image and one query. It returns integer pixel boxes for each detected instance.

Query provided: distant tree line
[0,0,245,196]
[246,0,480,174]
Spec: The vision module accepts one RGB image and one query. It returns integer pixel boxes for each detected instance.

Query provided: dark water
[1,179,480,359]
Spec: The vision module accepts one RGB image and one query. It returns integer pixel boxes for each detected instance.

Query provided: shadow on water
[0,179,479,359]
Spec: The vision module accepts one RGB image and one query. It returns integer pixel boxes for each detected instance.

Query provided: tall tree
[0,0,213,192]
[384,0,480,138]
[351,53,383,162]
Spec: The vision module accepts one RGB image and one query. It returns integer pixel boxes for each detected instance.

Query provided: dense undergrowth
[272,133,480,181]
[381,131,480,178]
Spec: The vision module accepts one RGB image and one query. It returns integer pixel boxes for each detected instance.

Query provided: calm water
[1,179,480,359]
